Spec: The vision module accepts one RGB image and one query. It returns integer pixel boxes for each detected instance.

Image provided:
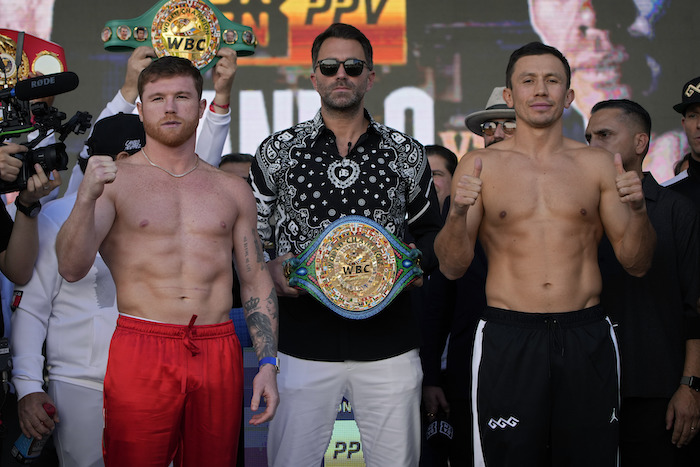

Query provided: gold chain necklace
[142,149,199,178]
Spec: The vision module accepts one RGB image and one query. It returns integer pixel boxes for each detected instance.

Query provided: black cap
[673,76,700,115]
[85,112,145,158]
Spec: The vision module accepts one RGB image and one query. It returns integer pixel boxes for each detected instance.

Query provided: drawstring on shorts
[182,314,201,356]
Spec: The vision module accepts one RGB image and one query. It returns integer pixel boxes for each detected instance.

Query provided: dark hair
[506,42,571,89]
[674,153,691,176]
[138,56,203,99]
[220,153,254,165]
[425,145,458,176]
[591,99,652,137]
[311,23,373,71]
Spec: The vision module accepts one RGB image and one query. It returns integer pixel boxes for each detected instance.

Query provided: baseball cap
[85,112,145,158]
[673,76,700,115]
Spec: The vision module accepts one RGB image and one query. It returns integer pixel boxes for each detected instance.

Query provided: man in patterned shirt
[250,22,442,467]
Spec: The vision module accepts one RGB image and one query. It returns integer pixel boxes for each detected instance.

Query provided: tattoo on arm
[242,233,252,273]
[252,228,265,270]
[243,289,278,359]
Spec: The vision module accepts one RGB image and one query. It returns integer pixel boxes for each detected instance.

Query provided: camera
[0,72,91,193]
[0,141,69,194]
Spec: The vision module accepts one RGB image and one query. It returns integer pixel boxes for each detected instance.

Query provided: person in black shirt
[587,99,700,465]
[251,23,442,467]
[663,76,700,201]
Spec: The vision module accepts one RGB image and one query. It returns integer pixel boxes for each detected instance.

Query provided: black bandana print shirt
[250,109,442,361]
[251,109,438,258]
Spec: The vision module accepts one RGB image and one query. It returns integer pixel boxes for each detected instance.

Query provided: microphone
[0,71,79,101]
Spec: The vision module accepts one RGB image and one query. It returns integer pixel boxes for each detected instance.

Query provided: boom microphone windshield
[0,71,79,101]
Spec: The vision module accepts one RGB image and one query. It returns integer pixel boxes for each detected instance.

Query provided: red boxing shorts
[103,314,243,466]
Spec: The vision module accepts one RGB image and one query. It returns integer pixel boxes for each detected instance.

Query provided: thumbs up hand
[453,157,483,215]
[614,153,645,212]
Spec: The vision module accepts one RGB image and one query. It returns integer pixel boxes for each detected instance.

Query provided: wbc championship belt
[0,29,67,87]
[101,0,256,73]
[283,216,423,320]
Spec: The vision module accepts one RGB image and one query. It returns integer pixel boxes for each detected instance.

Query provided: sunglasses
[481,120,517,136]
[315,58,368,77]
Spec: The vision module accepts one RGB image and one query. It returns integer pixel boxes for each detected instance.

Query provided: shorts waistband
[116,314,235,339]
[482,305,605,329]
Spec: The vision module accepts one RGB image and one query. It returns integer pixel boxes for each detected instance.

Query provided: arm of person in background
[64,46,156,196]
[405,143,443,275]
[421,271,456,420]
[665,202,700,447]
[0,143,61,285]
[196,48,237,166]
[232,179,279,425]
[11,212,63,439]
[668,339,700,447]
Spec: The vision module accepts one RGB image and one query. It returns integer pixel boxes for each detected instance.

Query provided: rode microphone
[0,71,79,101]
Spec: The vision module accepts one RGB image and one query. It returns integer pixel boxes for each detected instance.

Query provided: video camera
[0,71,92,194]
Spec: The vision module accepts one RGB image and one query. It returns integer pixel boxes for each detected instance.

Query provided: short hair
[425,145,458,176]
[311,23,373,71]
[674,153,691,176]
[506,41,571,89]
[591,99,652,137]
[591,99,652,157]
[220,153,254,166]
[138,56,203,99]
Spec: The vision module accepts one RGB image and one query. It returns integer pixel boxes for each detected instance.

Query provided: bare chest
[483,162,601,225]
[113,170,236,239]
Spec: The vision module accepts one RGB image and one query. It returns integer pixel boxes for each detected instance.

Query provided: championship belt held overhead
[102,0,256,73]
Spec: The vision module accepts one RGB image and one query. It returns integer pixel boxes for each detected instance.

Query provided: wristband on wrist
[680,375,700,391]
[259,356,280,373]
[209,101,230,112]
[15,197,41,218]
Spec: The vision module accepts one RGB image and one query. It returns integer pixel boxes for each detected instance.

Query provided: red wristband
[209,101,230,112]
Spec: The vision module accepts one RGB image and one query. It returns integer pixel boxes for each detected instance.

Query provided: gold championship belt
[0,29,67,87]
[101,0,256,73]
[283,216,423,320]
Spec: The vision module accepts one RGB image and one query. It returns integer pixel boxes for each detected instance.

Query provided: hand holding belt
[283,215,423,320]
[101,0,256,73]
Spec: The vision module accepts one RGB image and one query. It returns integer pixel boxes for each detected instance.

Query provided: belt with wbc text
[101,0,256,73]
[283,216,423,320]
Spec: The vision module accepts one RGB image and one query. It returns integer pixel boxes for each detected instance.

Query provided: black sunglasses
[315,58,368,77]
[481,120,517,136]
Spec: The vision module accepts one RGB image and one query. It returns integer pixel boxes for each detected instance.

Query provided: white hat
[464,87,516,136]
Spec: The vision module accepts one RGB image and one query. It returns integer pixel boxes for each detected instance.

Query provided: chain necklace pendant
[142,149,199,178]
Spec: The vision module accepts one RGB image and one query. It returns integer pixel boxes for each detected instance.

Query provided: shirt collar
[641,171,661,202]
[309,108,379,146]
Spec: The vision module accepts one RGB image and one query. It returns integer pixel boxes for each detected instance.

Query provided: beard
[317,78,365,112]
[143,114,199,147]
